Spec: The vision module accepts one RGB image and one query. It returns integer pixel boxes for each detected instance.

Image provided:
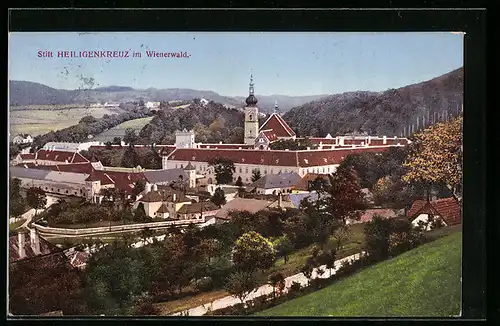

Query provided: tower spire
[274,100,279,114]
[249,74,254,95]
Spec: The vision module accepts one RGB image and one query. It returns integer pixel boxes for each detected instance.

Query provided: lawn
[154,290,229,316]
[9,106,119,137]
[255,231,462,317]
[92,116,154,142]
[269,223,366,278]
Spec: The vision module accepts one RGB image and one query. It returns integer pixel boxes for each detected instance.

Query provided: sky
[9,32,463,97]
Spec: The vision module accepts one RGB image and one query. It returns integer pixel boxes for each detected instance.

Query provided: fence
[32,218,203,236]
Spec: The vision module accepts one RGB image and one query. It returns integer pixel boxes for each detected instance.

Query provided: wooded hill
[283,67,463,137]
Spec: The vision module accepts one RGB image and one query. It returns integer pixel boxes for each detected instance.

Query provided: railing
[32,218,203,236]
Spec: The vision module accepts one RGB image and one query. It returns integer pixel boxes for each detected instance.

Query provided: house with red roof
[13,149,89,166]
[407,197,462,230]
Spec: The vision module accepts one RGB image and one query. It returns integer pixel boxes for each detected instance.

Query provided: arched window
[249,114,253,121]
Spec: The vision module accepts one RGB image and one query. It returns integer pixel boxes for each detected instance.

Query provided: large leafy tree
[123,128,138,145]
[208,157,235,185]
[121,144,140,168]
[210,187,227,208]
[232,231,276,273]
[9,177,25,217]
[403,116,463,201]
[224,270,259,304]
[26,187,47,216]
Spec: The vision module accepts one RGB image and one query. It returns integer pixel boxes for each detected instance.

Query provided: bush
[192,276,214,292]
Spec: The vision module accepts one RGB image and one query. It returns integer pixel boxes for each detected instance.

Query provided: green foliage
[26,187,47,213]
[112,137,122,145]
[208,157,236,185]
[224,271,259,304]
[132,179,147,197]
[271,235,293,263]
[9,177,26,217]
[79,115,98,124]
[123,128,138,145]
[121,144,140,168]
[232,231,276,272]
[83,242,160,314]
[251,169,262,182]
[235,176,243,187]
[210,187,227,207]
[138,101,245,145]
[134,203,149,222]
[282,68,463,137]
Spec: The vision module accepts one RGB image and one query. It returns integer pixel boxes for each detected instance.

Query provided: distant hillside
[283,68,463,137]
[9,81,327,112]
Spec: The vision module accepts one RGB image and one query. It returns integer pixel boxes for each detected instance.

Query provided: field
[92,116,154,142]
[9,219,27,231]
[255,231,462,317]
[9,106,120,137]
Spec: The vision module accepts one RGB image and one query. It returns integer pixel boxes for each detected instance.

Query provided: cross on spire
[249,74,255,95]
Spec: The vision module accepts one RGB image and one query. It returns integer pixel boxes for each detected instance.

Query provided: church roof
[183,161,195,170]
[259,113,296,138]
[156,203,169,214]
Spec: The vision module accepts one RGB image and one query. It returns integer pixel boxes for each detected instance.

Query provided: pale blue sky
[9,32,463,96]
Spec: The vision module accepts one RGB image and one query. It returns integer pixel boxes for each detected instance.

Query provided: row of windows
[42,185,83,196]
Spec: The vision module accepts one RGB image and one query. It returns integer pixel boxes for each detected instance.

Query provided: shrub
[192,276,214,292]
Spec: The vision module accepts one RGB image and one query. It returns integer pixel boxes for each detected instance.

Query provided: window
[181,164,184,168]
[245,168,248,173]
[246,178,249,182]
[264,170,267,174]
[249,114,253,121]
[239,168,242,173]
[175,164,178,169]
[66,190,69,194]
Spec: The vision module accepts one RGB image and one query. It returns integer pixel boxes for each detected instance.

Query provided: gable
[259,113,296,138]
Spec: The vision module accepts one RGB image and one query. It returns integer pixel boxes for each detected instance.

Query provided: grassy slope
[92,116,154,141]
[9,106,118,137]
[256,231,462,317]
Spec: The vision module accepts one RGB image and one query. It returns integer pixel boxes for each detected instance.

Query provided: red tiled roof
[295,173,331,191]
[261,130,279,142]
[198,144,254,149]
[166,146,393,168]
[358,209,398,223]
[34,150,89,164]
[20,153,35,160]
[432,197,462,226]
[407,197,461,226]
[259,113,296,138]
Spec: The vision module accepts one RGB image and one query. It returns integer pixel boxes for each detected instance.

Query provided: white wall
[165,159,338,184]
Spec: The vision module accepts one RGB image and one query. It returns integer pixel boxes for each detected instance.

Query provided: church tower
[244,74,259,145]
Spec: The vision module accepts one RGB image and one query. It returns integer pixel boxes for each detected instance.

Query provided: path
[170,251,366,316]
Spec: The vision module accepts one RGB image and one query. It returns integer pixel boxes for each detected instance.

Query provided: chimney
[278,194,283,208]
[383,136,387,145]
[172,193,177,202]
[145,183,152,193]
[152,184,158,191]
[18,232,26,259]
[368,136,371,144]
[30,228,41,255]
[306,147,311,151]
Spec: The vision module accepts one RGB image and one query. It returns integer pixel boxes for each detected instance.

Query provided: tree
[26,187,47,216]
[79,115,98,124]
[272,235,293,264]
[132,179,147,197]
[142,148,162,170]
[300,258,314,286]
[364,215,393,261]
[121,144,140,168]
[268,272,286,299]
[134,203,148,222]
[208,157,235,185]
[332,225,353,251]
[232,231,276,273]
[403,116,463,201]
[123,128,138,145]
[9,177,25,217]
[251,169,262,182]
[235,176,243,187]
[225,270,259,304]
[112,137,122,145]
[210,187,227,208]
[320,166,365,227]
[105,141,113,150]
